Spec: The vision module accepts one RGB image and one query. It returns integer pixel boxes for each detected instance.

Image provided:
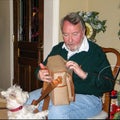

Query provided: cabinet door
[13,0,43,92]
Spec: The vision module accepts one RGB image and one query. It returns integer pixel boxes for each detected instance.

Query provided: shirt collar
[62,36,89,59]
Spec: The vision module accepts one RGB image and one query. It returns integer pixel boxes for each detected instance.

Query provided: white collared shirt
[62,36,89,59]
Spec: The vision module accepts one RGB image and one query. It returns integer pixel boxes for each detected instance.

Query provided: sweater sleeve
[34,42,64,80]
[85,47,114,93]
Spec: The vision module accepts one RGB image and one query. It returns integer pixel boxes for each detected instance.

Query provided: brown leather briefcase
[46,55,75,105]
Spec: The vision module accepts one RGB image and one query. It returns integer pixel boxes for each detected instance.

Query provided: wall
[59,0,120,50]
[88,0,120,50]
[44,0,59,59]
[60,0,88,17]
[0,0,13,90]
[59,0,88,41]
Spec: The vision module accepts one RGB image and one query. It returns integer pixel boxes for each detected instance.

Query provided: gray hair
[60,12,86,31]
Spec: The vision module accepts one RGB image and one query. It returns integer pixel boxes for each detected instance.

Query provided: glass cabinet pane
[19,0,24,41]
[31,0,39,42]
[19,0,41,42]
[13,0,44,92]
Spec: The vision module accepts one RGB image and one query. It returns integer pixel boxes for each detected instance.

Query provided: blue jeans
[26,89,102,119]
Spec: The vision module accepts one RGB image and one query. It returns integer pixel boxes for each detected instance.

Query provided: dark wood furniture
[13,0,44,92]
[102,47,120,114]
[90,47,120,119]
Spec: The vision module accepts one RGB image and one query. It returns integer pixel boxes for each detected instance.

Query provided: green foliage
[78,11,107,33]
[113,112,120,119]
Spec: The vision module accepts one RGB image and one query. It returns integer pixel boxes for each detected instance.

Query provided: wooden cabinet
[13,0,44,92]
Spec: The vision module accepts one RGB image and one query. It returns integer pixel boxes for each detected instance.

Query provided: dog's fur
[1,85,48,119]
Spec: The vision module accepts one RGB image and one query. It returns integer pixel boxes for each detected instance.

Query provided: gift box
[0,93,8,119]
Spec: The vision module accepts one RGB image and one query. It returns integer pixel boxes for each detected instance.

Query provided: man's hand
[38,63,53,82]
[66,61,88,79]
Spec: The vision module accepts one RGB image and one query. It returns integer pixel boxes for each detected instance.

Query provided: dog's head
[1,85,29,109]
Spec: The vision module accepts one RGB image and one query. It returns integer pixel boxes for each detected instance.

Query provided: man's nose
[68,34,73,43]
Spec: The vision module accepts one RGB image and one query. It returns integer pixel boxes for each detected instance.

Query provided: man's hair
[60,12,86,31]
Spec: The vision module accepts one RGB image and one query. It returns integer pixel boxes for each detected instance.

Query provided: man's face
[62,20,85,51]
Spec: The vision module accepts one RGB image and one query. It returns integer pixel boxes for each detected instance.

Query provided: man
[26,12,114,119]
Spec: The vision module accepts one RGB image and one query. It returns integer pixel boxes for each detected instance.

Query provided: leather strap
[42,95,50,111]
[31,76,62,113]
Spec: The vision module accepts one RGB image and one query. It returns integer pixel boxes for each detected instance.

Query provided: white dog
[1,85,48,119]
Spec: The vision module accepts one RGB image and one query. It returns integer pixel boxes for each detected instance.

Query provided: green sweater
[35,40,114,97]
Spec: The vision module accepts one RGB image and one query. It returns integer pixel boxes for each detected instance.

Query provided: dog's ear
[1,91,7,98]
[21,91,29,103]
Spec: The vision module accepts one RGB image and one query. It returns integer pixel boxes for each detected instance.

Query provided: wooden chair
[89,47,120,119]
